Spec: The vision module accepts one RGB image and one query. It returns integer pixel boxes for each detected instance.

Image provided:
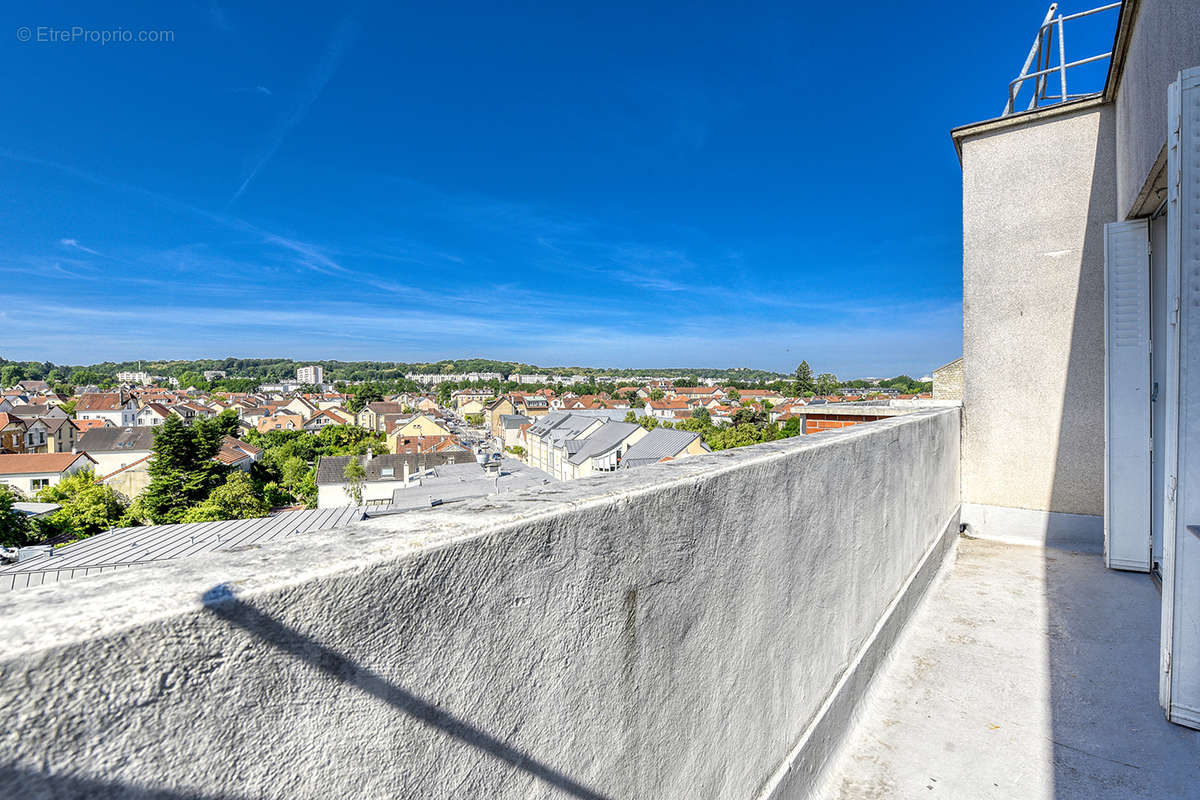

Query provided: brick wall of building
[803,414,886,434]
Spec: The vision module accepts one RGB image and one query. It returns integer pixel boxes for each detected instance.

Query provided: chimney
[402,459,410,484]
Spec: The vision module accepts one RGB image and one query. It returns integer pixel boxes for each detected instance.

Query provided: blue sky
[0,1,1120,376]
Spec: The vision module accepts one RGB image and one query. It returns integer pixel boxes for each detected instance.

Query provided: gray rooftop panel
[76,426,157,453]
[567,422,641,465]
[619,428,704,469]
[0,506,367,592]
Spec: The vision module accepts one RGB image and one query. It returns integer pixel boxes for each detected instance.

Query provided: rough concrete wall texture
[960,105,1115,518]
[0,410,960,800]
[1114,0,1200,217]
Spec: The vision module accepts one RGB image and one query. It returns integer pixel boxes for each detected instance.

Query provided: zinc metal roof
[567,422,641,465]
[76,426,156,453]
[0,506,366,593]
[619,428,702,469]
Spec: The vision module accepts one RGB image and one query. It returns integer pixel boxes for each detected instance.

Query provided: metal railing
[1002,2,1121,116]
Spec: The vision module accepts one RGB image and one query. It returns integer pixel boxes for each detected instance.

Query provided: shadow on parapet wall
[0,770,239,800]
[0,585,614,800]
[199,585,613,800]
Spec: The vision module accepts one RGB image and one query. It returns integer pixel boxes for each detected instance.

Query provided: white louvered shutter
[1162,66,1200,730]
[1104,218,1151,571]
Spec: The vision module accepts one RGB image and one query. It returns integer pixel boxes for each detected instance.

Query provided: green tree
[691,406,711,424]
[794,361,815,395]
[648,388,665,401]
[815,372,839,396]
[343,458,366,506]
[780,417,804,438]
[638,415,659,431]
[34,470,127,541]
[0,486,33,548]
[296,467,318,508]
[623,411,638,424]
[726,388,740,403]
[1,364,25,388]
[176,371,210,391]
[137,415,230,524]
[181,472,269,523]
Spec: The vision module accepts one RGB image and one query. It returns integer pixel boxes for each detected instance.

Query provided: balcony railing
[1002,2,1122,116]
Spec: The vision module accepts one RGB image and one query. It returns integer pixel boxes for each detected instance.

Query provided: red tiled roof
[76,393,127,411]
[0,452,95,475]
[0,413,26,430]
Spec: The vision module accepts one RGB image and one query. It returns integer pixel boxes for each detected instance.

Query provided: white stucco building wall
[956,103,1115,526]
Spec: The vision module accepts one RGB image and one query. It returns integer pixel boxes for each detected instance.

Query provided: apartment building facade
[952,0,1200,726]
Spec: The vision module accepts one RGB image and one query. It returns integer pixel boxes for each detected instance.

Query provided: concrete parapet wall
[0,409,961,800]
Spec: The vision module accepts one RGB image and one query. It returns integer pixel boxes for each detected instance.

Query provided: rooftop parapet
[0,409,960,798]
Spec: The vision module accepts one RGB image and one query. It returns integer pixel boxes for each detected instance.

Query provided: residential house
[20,419,51,454]
[733,389,788,406]
[40,417,78,453]
[135,403,172,427]
[9,404,67,420]
[671,386,725,403]
[315,451,472,508]
[75,392,137,428]
[357,402,405,432]
[517,394,550,416]
[214,436,262,472]
[619,428,709,469]
[72,418,110,436]
[0,414,28,454]
[560,421,647,480]
[522,411,647,479]
[302,409,351,432]
[171,402,215,424]
[457,398,487,418]
[452,388,494,411]
[14,380,49,394]
[0,452,96,496]
[646,399,691,420]
[77,427,157,478]
[484,396,516,438]
[389,435,471,457]
[256,412,305,433]
[498,415,530,451]
[282,396,319,418]
[384,414,453,451]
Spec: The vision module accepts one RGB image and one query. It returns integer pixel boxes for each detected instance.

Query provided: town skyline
[0,354,939,386]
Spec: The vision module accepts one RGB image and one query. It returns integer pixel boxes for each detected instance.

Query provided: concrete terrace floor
[820,536,1200,800]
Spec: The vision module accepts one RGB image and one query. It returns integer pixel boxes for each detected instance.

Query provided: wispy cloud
[59,238,101,256]
[232,85,273,96]
[229,18,355,206]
